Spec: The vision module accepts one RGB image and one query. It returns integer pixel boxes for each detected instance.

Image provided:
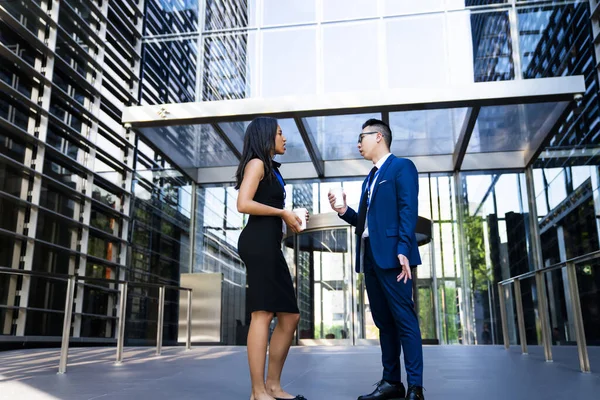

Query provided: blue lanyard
[273,168,286,201]
[366,169,379,207]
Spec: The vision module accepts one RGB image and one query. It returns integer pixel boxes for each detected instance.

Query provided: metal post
[525,167,553,362]
[186,289,192,350]
[497,283,510,350]
[156,286,165,355]
[58,277,75,374]
[513,279,528,354]
[566,262,591,373]
[116,282,128,364]
[535,271,553,362]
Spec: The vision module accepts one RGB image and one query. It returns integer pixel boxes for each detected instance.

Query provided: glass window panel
[469,11,514,82]
[262,0,316,26]
[274,118,311,163]
[87,234,119,262]
[341,180,363,211]
[92,184,121,209]
[442,222,456,277]
[262,27,316,97]
[203,187,226,228]
[544,168,563,187]
[139,124,237,169]
[0,131,27,164]
[2,1,51,37]
[572,166,592,189]
[468,102,568,153]
[418,176,432,220]
[323,21,379,93]
[446,10,476,85]
[430,177,440,221]
[37,212,78,248]
[96,132,124,161]
[142,38,198,104]
[532,168,547,216]
[495,174,522,217]
[384,0,444,15]
[218,120,248,154]
[43,158,81,189]
[94,157,123,187]
[446,0,507,10]
[91,207,120,235]
[203,32,255,101]
[204,0,257,30]
[390,109,466,157]
[304,113,380,160]
[0,198,22,232]
[466,174,492,216]
[145,0,199,35]
[547,169,567,209]
[433,223,443,278]
[322,0,377,21]
[386,14,447,89]
[438,176,452,221]
[0,164,25,198]
[418,242,432,279]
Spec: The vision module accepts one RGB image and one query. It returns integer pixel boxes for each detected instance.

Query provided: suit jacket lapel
[370,154,395,203]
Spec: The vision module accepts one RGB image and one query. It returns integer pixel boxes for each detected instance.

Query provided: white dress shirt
[362,153,392,238]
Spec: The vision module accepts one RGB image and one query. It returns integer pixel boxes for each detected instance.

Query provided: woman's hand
[282,210,303,233]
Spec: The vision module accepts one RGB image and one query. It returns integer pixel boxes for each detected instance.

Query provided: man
[328,119,424,400]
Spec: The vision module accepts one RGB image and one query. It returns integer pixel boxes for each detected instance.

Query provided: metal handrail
[496,250,599,373]
[498,249,600,285]
[0,267,193,373]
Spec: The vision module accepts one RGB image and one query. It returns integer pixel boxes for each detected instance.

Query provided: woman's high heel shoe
[274,396,307,400]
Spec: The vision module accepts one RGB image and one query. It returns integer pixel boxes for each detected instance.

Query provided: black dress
[237,163,299,314]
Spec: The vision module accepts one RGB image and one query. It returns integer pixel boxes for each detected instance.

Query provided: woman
[236,117,307,400]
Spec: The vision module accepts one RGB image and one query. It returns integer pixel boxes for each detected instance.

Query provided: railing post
[186,289,192,350]
[566,262,591,372]
[58,277,75,374]
[535,270,553,362]
[116,281,128,365]
[525,167,553,362]
[513,278,528,355]
[156,286,165,356]
[497,283,510,350]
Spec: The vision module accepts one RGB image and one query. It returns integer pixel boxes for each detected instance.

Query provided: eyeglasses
[357,131,379,144]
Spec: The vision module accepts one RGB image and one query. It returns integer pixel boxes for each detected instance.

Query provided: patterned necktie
[356,166,378,237]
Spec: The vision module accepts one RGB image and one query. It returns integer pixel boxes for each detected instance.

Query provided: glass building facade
[1,0,599,351]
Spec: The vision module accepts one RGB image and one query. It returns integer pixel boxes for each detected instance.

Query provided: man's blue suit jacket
[340,155,422,273]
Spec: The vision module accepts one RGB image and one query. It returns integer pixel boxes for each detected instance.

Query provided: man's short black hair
[362,118,392,149]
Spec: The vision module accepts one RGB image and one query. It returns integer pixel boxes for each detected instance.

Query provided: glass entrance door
[282,212,435,345]
[285,227,354,344]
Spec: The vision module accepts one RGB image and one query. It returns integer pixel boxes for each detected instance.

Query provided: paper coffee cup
[330,187,345,208]
[293,208,308,231]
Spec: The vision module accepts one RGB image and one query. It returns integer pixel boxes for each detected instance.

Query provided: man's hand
[396,254,411,284]
[328,190,348,214]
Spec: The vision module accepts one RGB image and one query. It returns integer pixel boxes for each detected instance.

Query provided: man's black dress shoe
[405,385,424,400]
[357,380,406,400]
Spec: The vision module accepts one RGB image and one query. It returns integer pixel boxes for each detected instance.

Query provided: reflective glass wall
[0,0,146,345]
[140,0,587,104]
[0,0,248,347]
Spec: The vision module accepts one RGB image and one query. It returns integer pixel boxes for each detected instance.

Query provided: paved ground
[0,345,598,399]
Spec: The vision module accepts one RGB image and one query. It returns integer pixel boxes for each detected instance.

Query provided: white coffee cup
[293,208,308,231]
[330,187,345,209]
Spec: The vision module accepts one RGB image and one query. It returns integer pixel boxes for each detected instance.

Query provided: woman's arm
[237,159,302,231]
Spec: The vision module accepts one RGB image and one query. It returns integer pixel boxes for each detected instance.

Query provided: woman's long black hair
[234,117,279,190]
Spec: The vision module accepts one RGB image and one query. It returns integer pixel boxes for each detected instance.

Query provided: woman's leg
[248,311,276,400]
[266,312,300,398]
